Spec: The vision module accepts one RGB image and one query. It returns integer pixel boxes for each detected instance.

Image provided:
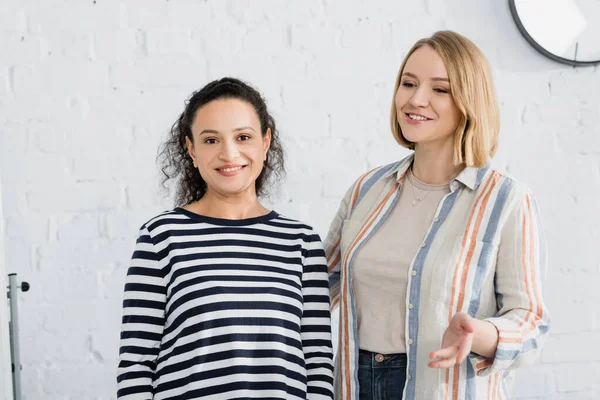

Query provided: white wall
[0,178,14,400]
[0,1,598,399]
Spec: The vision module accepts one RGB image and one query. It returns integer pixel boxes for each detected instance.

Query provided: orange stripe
[476,359,493,370]
[452,364,460,399]
[446,172,497,398]
[518,199,534,330]
[328,252,341,273]
[493,372,500,399]
[456,173,500,312]
[522,315,544,337]
[331,296,340,310]
[444,369,450,400]
[349,168,376,211]
[527,196,544,320]
[447,172,496,322]
[326,237,341,265]
[498,337,522,344]
[340,183,398,398]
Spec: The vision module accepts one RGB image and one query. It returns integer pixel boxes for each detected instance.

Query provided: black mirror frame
[509,0,600,67]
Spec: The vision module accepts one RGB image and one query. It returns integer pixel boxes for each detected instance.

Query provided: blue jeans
[358,350,407,400]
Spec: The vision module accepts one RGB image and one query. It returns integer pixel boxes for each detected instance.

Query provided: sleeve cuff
[470,317,523,377]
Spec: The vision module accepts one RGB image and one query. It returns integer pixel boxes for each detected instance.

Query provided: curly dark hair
[157,77,285,207]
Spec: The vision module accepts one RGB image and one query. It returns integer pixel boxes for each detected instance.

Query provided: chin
[215,184,254,197]
[401,132,426,144]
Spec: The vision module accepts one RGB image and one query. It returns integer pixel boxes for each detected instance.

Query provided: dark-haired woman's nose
[218,140,240,162]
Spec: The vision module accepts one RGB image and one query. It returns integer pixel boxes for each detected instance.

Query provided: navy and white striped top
[117,208,334,399]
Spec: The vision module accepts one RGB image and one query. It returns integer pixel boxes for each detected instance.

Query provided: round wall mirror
[509,0,600,66]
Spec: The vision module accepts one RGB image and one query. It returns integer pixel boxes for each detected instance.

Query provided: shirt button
[433,217,439,222]
[420,242,426,248]
[408,339,413,345]
[408,303,414,309]
[452,181,459,189]
[411,270,417,276]
[407,375,412,381]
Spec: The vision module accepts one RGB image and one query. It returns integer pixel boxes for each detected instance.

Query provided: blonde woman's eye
[434,88,450,94]
[402,81,416,88]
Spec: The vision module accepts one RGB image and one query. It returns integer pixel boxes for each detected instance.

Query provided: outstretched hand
[428,312,475,369]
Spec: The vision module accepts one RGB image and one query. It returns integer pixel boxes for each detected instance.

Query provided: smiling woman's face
[186,98,271,199]
[395,45,461,149]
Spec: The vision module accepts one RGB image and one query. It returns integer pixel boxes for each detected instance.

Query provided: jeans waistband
[358,349,408,368]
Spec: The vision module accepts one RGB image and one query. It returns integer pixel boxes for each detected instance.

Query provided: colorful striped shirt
[324,154,549,400]
[117,208,334,399]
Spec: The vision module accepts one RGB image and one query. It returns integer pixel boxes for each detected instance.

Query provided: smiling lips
[405,112,433,125]
[216,164,246,177]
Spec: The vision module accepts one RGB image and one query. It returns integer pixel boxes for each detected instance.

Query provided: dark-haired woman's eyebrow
[233,126,256,132]
[199,129,220,135]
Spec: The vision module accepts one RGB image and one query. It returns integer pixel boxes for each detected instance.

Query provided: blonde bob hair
[390,30,500,168]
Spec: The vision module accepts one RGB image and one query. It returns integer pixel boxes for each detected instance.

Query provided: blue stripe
[464,174,508,400]
[329,273,340,289]
[353,162,401,213]
[495,349,520,361]
[482,179,513,243]
[521,325,549,352]
[474,163,491,189]
[465,355,477,400]
[468,179,513,317]
[404,188,461,400]
[494,326,549,363]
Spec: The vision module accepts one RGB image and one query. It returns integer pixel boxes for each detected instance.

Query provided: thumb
[461,315,475,334]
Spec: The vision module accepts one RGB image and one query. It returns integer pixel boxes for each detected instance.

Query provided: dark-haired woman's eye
[238,134,251,141]
[204,138,218,144]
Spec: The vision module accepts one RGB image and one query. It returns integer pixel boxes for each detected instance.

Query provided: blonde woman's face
[395,46,461,149]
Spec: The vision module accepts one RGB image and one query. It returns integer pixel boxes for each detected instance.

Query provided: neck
[412,142,464,185]
[186,188,269,220]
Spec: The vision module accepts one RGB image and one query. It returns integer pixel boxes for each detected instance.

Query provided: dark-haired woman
[117,78,334,400]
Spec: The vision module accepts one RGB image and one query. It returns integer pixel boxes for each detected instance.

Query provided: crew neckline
[174,207,279,226]
[407,168,451,192]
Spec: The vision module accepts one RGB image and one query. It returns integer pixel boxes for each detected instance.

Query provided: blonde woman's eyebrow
[402,72,449,82]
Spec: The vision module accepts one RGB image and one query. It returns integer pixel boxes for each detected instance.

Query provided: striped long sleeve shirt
[117,208,334,399]
[325,154,550,400]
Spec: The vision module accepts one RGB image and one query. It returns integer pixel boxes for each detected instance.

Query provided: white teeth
[408,114,428,121]
[221,167,242,172]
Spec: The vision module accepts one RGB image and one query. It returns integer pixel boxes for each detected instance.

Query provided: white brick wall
[1,1,598,399]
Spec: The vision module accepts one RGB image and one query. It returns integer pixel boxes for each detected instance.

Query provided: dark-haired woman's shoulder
[136,208,190,235]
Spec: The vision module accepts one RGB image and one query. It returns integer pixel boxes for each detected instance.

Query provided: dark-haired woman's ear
[263,128,272,161]
[185,136,198,168]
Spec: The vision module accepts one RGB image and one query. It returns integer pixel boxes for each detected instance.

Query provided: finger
[456,334,474,363]
[429,357,457,369]
[430,346,458,360]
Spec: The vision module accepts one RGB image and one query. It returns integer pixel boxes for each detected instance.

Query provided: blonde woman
[325,31,549,400]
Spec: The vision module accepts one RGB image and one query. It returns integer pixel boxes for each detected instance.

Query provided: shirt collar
[384,153,491,191]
